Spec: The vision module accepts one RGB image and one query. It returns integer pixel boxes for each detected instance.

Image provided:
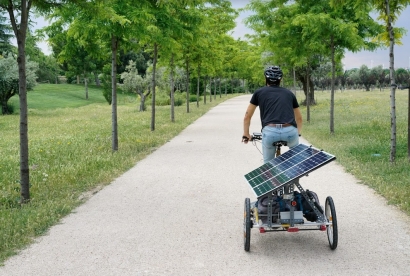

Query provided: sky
[230,0,410,70]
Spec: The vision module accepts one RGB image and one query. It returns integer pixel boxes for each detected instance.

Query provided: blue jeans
[262,125,299,163]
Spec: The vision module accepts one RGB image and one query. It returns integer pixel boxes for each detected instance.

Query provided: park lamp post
[399,83,410,161]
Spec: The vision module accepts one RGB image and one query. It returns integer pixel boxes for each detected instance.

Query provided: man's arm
[243,103,257,143]
[294,107,303,136]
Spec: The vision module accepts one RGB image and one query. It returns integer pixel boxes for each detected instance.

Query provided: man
[242,66,303,163]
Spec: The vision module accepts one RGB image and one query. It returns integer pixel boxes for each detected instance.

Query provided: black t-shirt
[250,85,299,128]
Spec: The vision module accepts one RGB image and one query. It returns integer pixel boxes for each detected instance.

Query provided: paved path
[1,95,410,276]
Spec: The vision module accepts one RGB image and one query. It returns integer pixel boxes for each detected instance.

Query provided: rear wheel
[325,196,338,250]
[244,198,251,251]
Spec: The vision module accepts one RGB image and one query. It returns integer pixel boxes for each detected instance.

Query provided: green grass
[300,88,410,215]
[9,84,109,110]
[0,84,238,263]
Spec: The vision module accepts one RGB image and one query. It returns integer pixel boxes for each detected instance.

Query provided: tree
[334,0,410,163]
[59,35,100,98]
[373,0,410,162]
[395,68,410,87]
[51,0,145,150]
[372,65,389,90]
[0,12,13,54]
[25,30,60,83]
[245,2,319,105]
[118,50,150,77]
[120,60,151,111]
[246,0,382,133]
[0,54,38,114]
[0,0,71,203]
[357,64,377,90]
[0,0,32,203]
[176,0,237,113]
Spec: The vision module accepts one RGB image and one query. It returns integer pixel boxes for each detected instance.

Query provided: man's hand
[242,134,251,144]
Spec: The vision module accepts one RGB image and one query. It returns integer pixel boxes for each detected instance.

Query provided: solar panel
[244,144,336,198]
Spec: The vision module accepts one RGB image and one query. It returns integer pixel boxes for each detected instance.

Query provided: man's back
[251,86,298,128]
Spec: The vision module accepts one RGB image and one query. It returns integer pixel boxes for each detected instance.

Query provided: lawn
[299,88,409,214]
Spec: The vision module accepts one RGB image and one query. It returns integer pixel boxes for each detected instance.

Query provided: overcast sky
[230,1,410,69]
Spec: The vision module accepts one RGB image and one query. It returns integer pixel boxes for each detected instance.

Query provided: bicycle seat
[272,141,287,147]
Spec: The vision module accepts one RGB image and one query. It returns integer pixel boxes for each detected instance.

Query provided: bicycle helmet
[264,66,283,83]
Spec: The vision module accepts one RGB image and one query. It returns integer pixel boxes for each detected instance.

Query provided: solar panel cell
[244,144,336,198]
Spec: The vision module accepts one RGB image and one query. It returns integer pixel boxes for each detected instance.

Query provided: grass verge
[300,88,409,216]
[0,84,238,263]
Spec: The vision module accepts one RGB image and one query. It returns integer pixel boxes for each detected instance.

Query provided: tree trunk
[1,98,9,115]
[306,64,310,122]
[219,77,221,98]
[151,43,158,131]
[7,1,31,203]
[111,35,118,151]
[386,0,396,163]
[17,35,30,203]
[203,76,207,104]
[77,75,80,84]
[185,59,190,113]
[137,86,149,112]
[94,72,100,86]
[296,70,315,105]
[330,36,335,134]
[214,78,218,101]
[139,91,146,112]
[407,87,410,162]
[170,54,175,122]
[209,77,212,103]
[84,72,88,100]
[196,65,200,108]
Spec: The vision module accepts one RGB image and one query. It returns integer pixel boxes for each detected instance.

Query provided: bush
[142,89,187,107]
[6,103,15,114]
[155,93,170,106]
[171,92,185,106]
[1,102,15,115]
[189,94,198,102]
[174,97,184,106]
[234,86,246,93]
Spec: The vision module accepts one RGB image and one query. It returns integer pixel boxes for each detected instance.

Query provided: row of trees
[0,0,264,203]
[1,0,409,203]
[244,0,410,164]
[310,65,410,91]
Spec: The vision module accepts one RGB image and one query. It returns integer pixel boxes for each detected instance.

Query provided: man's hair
[264,66,283,86]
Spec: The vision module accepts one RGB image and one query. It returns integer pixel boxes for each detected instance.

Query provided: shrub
[172,92,186,106]
[234,86,246,93]
[189,94,198,102]
[6,102,15,114]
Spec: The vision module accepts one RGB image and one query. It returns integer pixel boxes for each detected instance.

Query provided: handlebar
[242,132,288,147]
[242,132,262,142]
[251,132,262,141]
